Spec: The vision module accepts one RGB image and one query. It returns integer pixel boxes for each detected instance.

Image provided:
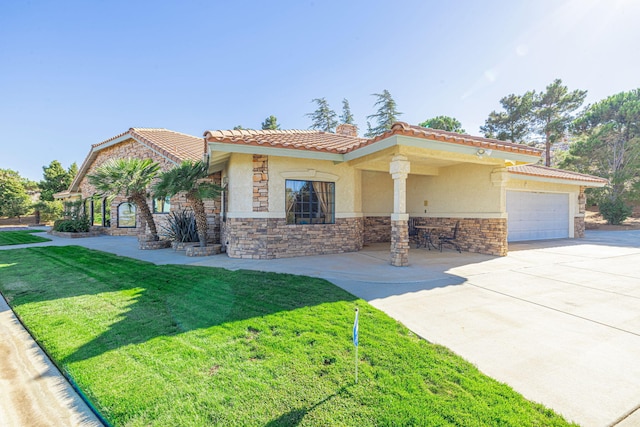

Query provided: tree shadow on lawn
[0,246,357,364]
[265,386,348,427]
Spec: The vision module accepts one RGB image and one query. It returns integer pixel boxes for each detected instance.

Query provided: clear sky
[1,0,639,181]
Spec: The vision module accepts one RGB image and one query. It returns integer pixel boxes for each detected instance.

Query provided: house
[55,128,221,241]
[205,122,606,266]
[59,122,606,266]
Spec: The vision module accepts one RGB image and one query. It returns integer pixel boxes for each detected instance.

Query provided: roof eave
[344,135,542,163]
[207,141,345,162]
[509,172,608,188]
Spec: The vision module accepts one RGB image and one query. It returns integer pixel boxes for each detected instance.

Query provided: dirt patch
[585,206,640,231]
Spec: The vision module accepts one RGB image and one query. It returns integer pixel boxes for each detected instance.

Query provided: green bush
[599,198,632,225]
[53,215,91,233]
[160,209,199,243]
[33,200,64,224]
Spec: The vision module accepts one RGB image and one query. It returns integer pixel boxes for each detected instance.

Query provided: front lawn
[0,246,575,426]
[0,229,50,246]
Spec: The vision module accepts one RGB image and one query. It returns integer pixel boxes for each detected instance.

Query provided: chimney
[335,123,358,137]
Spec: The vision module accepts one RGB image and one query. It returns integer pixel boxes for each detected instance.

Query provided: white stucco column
[389,155,411,267]
[390,155,410,220]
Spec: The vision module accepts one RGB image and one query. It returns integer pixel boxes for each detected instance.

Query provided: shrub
[599,198,632,225]
[160,209,199,243]
[33,200,64,224]
[53,215,91,233]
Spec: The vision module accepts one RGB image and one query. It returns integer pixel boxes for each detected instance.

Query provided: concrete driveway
[2,229,640,426]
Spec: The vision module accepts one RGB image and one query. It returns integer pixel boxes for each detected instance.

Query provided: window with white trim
[285,180,335,225]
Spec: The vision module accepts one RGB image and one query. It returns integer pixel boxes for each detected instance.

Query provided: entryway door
[507,191,570,242]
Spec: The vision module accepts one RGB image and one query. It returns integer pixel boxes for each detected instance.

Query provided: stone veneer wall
[253,155,268,212]
[363,216,391,244]
[421,217,507,256]
[365,216,507,256]
[390,219,409,266]
[222,217,363,259]
[574,186,586,238]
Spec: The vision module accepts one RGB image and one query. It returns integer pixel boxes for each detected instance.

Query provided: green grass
[0,246,576,427]
[0,229,50,246]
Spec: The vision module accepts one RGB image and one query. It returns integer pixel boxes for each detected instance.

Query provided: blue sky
[1,0,639,181]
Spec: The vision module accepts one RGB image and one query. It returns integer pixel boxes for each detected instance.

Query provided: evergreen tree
[39,160,78,201]
[562,89,640,206]
[365,90,402,138]
[307,98,338,132]
[340,98,355,125]
[419,116,465,133]
[261,115,280,130]
[534,79,587,166]
[480,92,535,143]
[0,169,32,220]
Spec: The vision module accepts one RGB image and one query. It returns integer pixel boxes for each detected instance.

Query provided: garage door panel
[507,191,569,242]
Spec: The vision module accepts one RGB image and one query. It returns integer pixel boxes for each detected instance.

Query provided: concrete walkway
[2,229,640,426]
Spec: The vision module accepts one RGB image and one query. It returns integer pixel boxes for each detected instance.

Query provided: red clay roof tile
[508,164,607,184]
[204,122,542,157]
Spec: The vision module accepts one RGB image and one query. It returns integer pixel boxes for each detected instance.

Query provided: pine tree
[307,98,338,132]
[419,116,465,133]
[365,90,402,138]
[340,98,355,125]
[261,115,280,130]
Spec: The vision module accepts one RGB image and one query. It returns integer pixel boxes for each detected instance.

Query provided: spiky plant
[153,161,221,247]
[88,158,161,240]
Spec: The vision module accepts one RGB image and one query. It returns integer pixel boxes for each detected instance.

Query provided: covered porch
[348,126,541,266]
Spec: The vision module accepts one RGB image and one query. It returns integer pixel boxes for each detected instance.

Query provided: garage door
[507,191,570,242]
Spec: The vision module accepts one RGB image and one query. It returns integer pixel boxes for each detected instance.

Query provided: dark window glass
[285,180,335,225]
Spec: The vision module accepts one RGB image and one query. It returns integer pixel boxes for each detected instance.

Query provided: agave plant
[153,160,221,247]
[160,209,199,243]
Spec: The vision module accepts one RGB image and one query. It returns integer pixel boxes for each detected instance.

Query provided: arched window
[117,202,137,228]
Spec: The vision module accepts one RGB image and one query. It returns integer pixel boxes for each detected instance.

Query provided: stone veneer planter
[186,244,221,257]
[48,230,103,238]
[137,235,172,250]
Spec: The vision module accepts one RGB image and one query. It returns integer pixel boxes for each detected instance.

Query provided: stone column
[575,186,586,238]
[389,155,410,267]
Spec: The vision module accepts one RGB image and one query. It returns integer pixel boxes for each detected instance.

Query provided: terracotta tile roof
[68,128,204,193]
[205,122,542,157]
[368,122,543,156]
[204,128,368,154]
[93,128,204,163]
[508,164,608,184]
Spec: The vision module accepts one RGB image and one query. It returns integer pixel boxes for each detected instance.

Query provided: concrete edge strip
[0,292,110,427]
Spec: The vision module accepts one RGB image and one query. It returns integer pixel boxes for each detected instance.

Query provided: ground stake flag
[353,308,359,347]
[353,308,359,384]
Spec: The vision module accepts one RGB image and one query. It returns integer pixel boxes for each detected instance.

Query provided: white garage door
[507,191,570,242]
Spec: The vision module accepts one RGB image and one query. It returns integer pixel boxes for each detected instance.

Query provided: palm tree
[88,158,161,240]
[153,160,221,247]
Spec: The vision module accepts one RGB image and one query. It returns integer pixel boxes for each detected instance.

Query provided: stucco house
[205,122,606,266]
[55,127,221,241]
[59,122,606,266]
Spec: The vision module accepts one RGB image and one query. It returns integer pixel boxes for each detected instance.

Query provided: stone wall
[368,216,507,256]
[363,216,391,244]
[420,217,507,256]
[253,155,268,212]
[575,186,586,238]
[76,138,221,241]
[390,219,409,266]
[222,217,363,259]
